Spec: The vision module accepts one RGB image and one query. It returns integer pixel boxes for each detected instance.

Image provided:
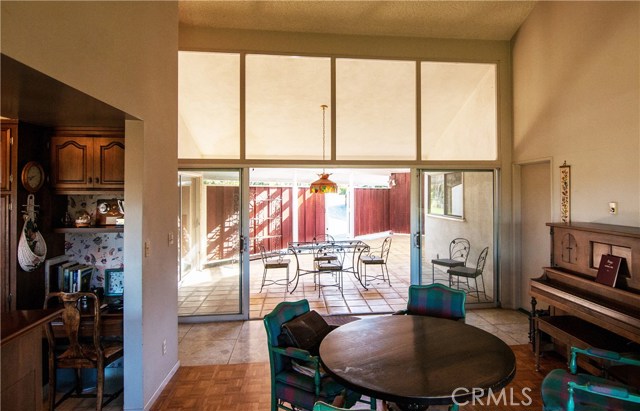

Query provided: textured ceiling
[179,1,536,41]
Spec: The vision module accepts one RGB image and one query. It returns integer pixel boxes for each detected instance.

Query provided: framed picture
[104,268,124,297]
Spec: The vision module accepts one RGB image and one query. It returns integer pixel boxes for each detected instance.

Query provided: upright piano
[530,222,640,374]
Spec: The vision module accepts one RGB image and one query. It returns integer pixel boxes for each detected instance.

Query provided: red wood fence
[205,173,409,261]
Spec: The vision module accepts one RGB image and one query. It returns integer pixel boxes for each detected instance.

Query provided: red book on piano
[595,254,623,287]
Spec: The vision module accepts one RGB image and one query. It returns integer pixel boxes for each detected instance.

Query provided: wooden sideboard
[1,308,62,411]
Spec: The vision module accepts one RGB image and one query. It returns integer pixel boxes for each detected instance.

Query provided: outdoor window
[178,53,498,163]
[178,51,240,159]
[245,54,331,160]
[428,172,463,218]
[336,58,416,160]
[421,62,497,161]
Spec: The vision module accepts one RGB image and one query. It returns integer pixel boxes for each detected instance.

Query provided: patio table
[288,240,370,293]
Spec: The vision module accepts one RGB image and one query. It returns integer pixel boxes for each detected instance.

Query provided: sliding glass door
[178,170,247,320]
[419,170,496,305]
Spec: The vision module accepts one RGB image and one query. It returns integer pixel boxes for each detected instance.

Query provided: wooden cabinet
[51,130,124,191]
[1,125,13,191]
[1,309,62,411]
[1,120,17,313]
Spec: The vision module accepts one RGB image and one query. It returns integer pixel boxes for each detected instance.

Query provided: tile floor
[177,308,531,367]
[178,234,494,319]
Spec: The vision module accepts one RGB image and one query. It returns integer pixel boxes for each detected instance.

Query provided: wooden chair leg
[75,368,82,395]
[48,355,56,411]
[96,362,104,411]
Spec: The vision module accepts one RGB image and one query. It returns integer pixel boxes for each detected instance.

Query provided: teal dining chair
[541,346,640,411]
[264,300,374,411]
[395,283,466,321]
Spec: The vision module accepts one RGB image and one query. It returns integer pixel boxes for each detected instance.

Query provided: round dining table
[319,315,516,410]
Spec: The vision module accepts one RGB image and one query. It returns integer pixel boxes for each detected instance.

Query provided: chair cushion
[541,369,640,411]
[317,262,342,271]
[448,266,478,278]
[265,258,290,269]
[431,258,465,268]
[278,310,331,355]
[361,256,384,264]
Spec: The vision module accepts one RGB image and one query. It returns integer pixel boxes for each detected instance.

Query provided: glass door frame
[177,168,251,322]
[411,168,499,307]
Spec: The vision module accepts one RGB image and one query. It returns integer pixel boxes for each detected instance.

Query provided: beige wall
[512,1,640,226]
[1,2,179,409]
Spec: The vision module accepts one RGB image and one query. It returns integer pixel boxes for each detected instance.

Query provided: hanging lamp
[309,105,338,194]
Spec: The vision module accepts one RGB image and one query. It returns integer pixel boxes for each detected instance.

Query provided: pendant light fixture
[309,105,338,194]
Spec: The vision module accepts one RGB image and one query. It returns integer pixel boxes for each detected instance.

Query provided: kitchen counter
[1,308,62,345]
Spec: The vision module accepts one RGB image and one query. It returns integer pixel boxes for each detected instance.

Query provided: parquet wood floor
[151,345,565,411]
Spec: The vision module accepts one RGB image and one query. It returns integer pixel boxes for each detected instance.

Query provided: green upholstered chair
[394,283,466,321]
[264,300,373,411]
[541,346,640,411]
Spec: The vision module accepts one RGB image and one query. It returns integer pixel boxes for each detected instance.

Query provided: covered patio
[178,233,493,319]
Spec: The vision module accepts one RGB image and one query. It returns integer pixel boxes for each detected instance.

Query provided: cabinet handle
[96,177,100,183]
[88,177,92,183]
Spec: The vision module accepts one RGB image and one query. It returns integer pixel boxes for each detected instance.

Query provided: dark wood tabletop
[319,315,516,409]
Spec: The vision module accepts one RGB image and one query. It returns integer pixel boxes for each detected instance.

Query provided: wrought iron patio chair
[447,246,488,301]
[314,244,345,297]
[358,237,392,286]
[431,238,470,284]
[259,243,291,292]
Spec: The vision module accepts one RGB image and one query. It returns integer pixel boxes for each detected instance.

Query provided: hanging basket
[18,216,47,272]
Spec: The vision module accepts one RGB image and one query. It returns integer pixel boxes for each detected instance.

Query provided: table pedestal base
[388,402,456,411]
[387,402,429,411]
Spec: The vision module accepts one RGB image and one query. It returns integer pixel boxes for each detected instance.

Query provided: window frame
[427,171,464,220]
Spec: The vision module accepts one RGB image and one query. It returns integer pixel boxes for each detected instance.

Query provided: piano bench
[534,315,636,373]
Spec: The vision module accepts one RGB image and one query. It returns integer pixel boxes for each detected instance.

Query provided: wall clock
[21,161,45,193]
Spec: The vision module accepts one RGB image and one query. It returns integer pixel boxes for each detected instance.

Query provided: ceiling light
[309,105,337,194]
